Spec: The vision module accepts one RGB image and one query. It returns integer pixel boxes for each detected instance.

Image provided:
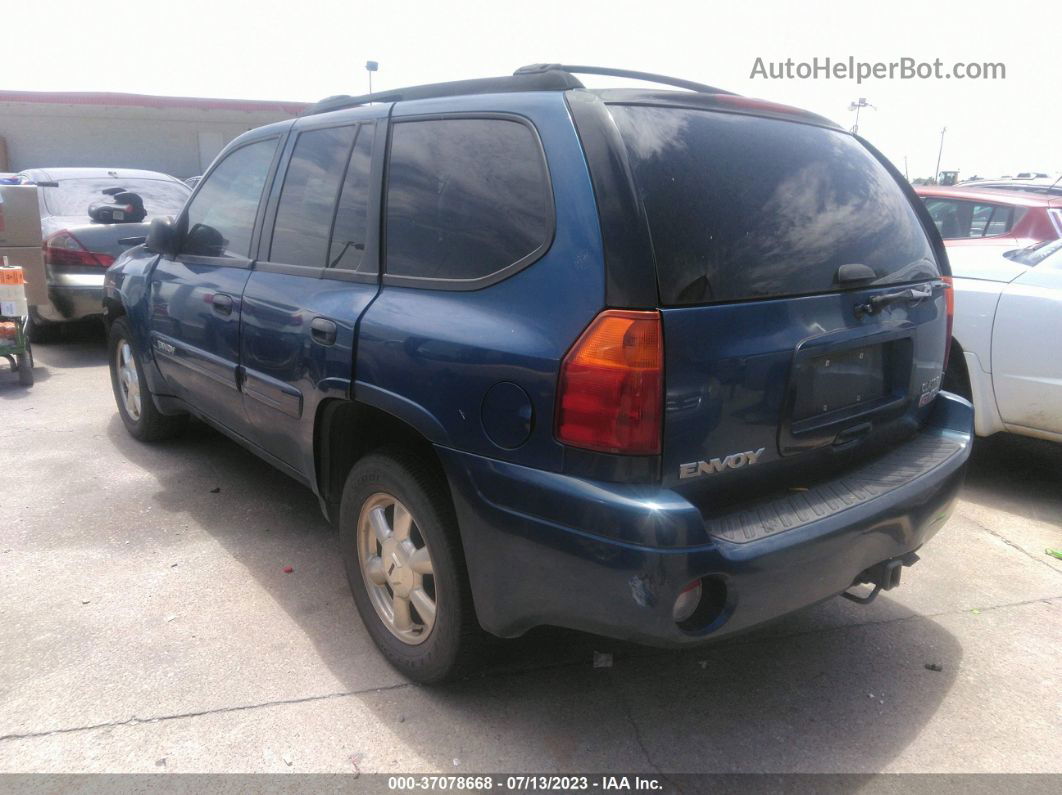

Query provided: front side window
[384,118,551,283]
[269,125,357,266]
[180,139,276,259]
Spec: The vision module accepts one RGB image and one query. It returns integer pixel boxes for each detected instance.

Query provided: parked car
[944,239,1062,443]
[916,185,1061,249]
[17,168,191,341]
[104,65,972,682]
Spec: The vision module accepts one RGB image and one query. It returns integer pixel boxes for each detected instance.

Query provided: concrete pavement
[1,326,1059,774]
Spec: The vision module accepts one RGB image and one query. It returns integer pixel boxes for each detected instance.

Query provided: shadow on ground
[103,401,974,772]
[1,321,105,396]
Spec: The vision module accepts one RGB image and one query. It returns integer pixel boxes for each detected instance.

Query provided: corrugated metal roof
[0,90,308,115]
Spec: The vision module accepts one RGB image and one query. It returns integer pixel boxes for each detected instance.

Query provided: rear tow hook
[842,551,920,605]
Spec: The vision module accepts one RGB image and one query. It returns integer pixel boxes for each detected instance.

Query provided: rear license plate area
[792,344,887,421]
[780,332,913,456]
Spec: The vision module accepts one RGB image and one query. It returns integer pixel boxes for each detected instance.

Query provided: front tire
[108,317,187,441]
[339,449,480,683]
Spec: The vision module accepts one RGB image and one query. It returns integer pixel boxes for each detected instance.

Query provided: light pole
[934,127,947,184]
[366,60,379,95]
[848,97,875,135]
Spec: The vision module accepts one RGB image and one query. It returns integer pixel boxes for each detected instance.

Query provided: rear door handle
[211,293,233,316]
[311,317,337,346]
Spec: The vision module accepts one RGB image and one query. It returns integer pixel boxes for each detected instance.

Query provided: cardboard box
[0,186,47,305]
[0,248,46,305]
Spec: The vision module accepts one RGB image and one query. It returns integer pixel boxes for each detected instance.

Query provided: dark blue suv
[104,65,973,682]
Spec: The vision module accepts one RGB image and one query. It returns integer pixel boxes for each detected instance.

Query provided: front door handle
[311,317,337,346]
[211,293,233,316]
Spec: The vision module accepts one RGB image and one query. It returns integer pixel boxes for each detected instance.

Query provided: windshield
[608,105,939,305]
[41,178,191,218]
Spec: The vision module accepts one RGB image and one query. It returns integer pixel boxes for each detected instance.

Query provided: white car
[944,239,1062,442]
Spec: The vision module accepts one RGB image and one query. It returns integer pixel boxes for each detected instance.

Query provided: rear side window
[181,138,276,259]
[608,106,938,305]
[269,125,357,266]
[384,118,551,284]
[924,198,1017,239]
[329,125,375,270]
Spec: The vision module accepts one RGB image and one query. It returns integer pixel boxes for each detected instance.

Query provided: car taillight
[942,276,954,371]
[43,230,116,268]
[556,309,663,455]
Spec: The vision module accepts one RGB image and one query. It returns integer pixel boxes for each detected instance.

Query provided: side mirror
[145,217,179,257]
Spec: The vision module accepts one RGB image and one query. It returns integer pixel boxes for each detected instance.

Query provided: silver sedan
[18,167,190,341]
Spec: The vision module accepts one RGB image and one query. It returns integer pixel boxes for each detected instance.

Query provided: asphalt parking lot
[1,326,1059,775]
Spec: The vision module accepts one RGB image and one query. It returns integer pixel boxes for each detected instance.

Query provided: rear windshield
[41,178,190,218]
[608,105,939,305]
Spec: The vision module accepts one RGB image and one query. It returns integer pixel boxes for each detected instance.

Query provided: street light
[847,97,876,135]
[366,60,379,95]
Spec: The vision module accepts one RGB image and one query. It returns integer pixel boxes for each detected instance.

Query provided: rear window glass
[42,178,190,218]
[384,118,551,283]
[608,105,938,305]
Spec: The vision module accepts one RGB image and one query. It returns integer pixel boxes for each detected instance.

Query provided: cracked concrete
[0,327,1059,773]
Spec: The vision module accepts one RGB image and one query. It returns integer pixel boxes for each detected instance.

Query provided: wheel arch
[314,398,452,523]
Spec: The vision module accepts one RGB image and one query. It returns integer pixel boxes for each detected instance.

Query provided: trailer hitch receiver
[842,551,920,605]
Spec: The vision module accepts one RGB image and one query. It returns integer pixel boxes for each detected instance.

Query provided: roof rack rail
[302,69,583,116]
[514,63,734,95]
[302,64,734,117]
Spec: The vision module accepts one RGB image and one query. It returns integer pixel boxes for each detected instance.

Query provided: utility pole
[366,60,379,95]
[904,156,909,181]
[934,127,947,184]
[848,97,875,135]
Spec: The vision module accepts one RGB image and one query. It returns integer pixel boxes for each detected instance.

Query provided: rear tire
[339,449,481,683]
[108,317,187,441]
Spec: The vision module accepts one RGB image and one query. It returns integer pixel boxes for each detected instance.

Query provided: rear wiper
[854,285,933,317]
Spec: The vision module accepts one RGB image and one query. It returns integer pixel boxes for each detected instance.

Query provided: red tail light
[43,230,116,268]
[942,276,955,371]
[556,309,663,455]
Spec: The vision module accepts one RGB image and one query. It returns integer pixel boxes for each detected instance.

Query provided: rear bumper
[35,275,104,323]
[439,392,973,645]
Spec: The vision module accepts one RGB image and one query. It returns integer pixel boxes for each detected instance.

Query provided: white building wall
[0,101,300,178]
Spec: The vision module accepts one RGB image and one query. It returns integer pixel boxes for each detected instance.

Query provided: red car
[916,185,1062,249]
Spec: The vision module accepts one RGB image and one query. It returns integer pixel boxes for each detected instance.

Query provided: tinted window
[609,106,938,305]
[270,125,357,266]
[925,198,1016,239]
[42,178,190,218]
[385,118,550,282]
[984,205,1014,236]
[329,125,375,270]
[181,139,276,258]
